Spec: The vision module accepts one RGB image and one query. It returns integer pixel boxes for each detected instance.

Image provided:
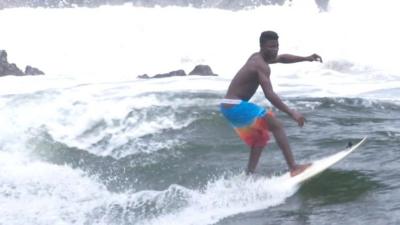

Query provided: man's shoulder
[248,52,261,61]
[247,53,265,66]
[247,53,269,71]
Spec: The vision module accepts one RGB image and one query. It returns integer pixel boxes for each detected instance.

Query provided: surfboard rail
[283,137,367,185]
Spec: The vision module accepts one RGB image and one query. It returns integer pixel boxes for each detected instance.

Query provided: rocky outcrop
[0,50,45,76]
[188,65,217,76]
[137,65,218,79]
[0,50,24,76]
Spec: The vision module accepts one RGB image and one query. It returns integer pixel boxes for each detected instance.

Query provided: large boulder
[189,64,218,76]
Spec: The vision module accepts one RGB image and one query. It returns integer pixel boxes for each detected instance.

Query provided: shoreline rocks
[1,49,217,79]
[0,50,45,77]
[138,64,217,79]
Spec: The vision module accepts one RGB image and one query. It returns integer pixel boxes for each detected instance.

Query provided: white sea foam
[0,151,113,225]
[0,149,300,225]
[142,173,299,225]
[0,78,208,158]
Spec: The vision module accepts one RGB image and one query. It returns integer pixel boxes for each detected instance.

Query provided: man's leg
[265,114,310,176]
[246,147,263,174]
[265,114,296,170]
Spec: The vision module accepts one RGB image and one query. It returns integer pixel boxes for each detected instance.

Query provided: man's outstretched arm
[273,53,323,64]
[257,64,305,127]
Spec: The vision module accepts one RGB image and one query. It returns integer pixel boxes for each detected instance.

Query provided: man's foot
[290,163,311,177]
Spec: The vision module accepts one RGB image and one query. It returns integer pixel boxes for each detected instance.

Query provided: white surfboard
[282,137,367,185]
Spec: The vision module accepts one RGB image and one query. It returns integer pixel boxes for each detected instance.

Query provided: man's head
[259,31,279,60]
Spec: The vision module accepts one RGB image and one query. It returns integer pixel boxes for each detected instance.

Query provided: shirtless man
[220,31,322,176]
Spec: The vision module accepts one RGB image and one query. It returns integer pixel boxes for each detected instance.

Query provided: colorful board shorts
[220,99,274,148]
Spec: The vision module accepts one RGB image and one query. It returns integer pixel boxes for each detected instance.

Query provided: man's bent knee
[265,113,282,131]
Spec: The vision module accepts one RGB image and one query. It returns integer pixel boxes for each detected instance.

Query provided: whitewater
[1,0,400,224]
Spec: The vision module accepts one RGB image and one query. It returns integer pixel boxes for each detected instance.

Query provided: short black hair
[259,31,279,47]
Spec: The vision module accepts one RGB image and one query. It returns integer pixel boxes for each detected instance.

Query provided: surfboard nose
[346,142,353,148]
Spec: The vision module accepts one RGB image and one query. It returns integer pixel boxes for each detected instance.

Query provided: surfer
[220,31,322,176]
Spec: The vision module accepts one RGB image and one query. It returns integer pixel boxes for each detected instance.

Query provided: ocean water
[1,0,400,224]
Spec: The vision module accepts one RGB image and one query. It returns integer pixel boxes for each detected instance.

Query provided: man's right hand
[290,110,305,127]
[307,54,323,62]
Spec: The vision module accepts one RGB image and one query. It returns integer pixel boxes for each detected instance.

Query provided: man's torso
[224,53,270,102]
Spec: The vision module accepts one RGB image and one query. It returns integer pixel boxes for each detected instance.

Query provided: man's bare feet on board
[290,163,312,177]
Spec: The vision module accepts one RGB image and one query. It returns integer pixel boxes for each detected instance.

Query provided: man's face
[262,40,279,60]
